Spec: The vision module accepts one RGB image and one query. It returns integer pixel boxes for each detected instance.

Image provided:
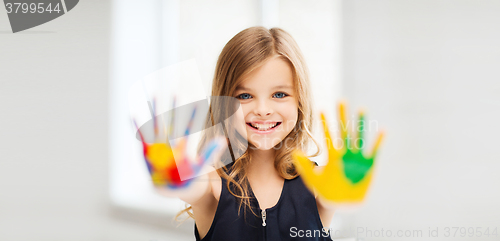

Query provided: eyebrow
[235,85,293,91]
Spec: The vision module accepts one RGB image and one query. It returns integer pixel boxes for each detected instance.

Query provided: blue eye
[273,92,288,98]
[237,93,252,100]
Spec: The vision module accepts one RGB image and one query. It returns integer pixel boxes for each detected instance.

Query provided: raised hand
[134,100,226,189]
[292,101,384,203]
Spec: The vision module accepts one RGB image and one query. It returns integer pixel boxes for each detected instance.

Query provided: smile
[246,122,282,131]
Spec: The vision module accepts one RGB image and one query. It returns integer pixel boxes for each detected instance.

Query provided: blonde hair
[175,26,319,222]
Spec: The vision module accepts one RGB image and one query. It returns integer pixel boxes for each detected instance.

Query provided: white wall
[339,1,500,240]
[0,1,191,240]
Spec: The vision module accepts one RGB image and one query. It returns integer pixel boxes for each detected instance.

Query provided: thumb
[292,150,319,185]
[196,137,228,169]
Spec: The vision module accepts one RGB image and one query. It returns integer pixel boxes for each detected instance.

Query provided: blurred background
[1,0,499,240]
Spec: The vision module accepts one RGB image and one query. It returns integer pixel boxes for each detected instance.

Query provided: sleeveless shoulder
[208,170,222,201]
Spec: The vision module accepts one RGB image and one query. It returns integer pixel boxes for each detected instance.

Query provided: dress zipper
[261,209,267,226]
[261,209,267,240]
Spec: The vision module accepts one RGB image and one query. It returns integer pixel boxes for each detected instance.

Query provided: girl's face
[233,56,298,151]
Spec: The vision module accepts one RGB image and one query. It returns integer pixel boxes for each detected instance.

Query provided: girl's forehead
[236,81,294,91]
[236,58,295,90]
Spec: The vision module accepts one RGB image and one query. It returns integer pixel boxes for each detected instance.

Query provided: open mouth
[246,122,282,131]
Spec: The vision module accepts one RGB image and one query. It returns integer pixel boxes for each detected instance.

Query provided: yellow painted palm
[292,102,384,203]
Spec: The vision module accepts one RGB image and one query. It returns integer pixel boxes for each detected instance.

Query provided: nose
[254,99,273,117]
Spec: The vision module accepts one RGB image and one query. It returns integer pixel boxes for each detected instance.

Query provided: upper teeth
[251,122,278,130]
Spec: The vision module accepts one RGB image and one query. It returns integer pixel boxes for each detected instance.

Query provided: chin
[249,144,274,151]
[248,137,284,151]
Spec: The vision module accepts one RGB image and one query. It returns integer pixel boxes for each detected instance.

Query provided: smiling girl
[155,26,335,241]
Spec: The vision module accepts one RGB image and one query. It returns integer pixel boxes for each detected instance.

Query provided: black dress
[195,163,332,241]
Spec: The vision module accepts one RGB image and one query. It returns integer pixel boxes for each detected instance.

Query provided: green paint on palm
[342,149,374,184]
[342,112,374,184]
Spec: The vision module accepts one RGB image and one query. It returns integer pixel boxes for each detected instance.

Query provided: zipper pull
[261,209,267,226]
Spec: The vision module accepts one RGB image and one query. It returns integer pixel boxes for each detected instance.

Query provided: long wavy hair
[175,26,319,222]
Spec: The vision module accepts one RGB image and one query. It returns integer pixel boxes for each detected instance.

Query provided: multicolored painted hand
[292,101,384,203]
[134,100,226,189]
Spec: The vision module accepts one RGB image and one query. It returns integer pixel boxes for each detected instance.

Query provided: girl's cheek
[231,105,248,138]
[239,102,252,116]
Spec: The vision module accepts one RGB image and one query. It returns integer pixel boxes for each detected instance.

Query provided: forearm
[316,197,336,228]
